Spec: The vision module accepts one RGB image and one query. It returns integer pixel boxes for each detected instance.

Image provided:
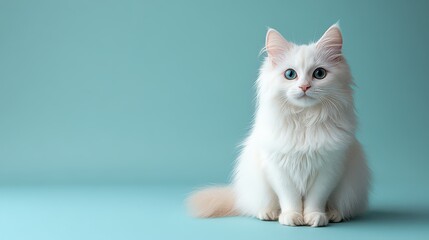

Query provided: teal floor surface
[0,184,427,240]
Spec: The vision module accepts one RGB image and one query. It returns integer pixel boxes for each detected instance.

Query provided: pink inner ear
[266,29,292,66]
[317,25,343,62]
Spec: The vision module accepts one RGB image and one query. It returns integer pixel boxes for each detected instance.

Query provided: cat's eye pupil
[313,68,327,79]
[284,69,297,80]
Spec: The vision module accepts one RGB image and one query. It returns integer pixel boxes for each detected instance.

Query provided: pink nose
[299,84,311,92]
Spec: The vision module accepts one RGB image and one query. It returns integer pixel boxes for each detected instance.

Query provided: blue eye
[284,69,297,80]
[313,67,327,79]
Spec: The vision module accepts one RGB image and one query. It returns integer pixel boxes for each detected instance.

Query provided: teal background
[1,0,428,239]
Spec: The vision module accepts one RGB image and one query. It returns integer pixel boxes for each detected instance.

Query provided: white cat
[187,24,370,227]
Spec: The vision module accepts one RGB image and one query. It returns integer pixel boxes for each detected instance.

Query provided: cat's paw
[278,211,305,226]
[304,211,329,227]
[257,209,280,221]
[327,208,342,223]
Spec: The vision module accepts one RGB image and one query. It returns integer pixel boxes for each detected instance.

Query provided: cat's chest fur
[259,116,352,194]
[261,116,351,154]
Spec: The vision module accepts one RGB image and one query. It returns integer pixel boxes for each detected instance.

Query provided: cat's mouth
[287,91,319,107]
[297,93,314,99]
[289,92,320,107]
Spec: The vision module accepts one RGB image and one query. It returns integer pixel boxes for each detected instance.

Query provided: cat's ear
[316,23,343,62]
[265,28,292,66]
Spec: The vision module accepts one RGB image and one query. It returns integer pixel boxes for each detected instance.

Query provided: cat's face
[262,24,351,108]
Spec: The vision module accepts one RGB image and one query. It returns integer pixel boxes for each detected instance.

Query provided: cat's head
[259,24,353,109]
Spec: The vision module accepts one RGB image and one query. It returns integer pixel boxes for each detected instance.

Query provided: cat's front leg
[265,161,304,226]
[303,163,343,227]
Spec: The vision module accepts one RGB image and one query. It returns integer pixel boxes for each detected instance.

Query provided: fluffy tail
[187,186,238,218]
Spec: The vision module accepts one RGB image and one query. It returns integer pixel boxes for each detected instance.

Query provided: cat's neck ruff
[253,94,356,156]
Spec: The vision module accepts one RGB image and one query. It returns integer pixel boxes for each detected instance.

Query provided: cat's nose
[299,84,311,92]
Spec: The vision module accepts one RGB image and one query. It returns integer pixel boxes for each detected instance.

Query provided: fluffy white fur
[188,24,370,227]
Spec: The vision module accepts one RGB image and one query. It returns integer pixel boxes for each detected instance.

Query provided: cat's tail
[187,186,239,218]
